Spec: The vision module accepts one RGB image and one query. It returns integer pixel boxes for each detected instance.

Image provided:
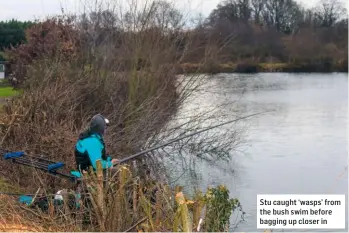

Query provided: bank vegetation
[0,0,246,231]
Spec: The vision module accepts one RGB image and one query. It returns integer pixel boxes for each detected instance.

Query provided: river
[167,73,348,232]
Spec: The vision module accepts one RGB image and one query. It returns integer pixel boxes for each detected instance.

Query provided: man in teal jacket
[75,114,118,172]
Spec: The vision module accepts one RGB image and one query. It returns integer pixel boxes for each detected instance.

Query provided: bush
[5,17,79,87]
[0,4,226,193]
[203,185,242,232]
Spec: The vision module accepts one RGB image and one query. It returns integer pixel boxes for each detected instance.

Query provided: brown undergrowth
[0,1,246,231]
[0,13,185,192]
[0,162,244,232]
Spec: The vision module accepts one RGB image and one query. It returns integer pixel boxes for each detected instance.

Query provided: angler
[75,114,119,172]
[1,111,267,211]
[0,114,123,212]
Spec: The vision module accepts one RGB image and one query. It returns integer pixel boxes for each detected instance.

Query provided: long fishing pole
[115,111,269,165]
[0,111,267,183]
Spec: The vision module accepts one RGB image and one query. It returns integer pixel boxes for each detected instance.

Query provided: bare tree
[251,0,266,24]
[149,0,184,30]
[236,0,252,22]
[313,0,347,27]
[261,0,303,33]
[207,0,252,25]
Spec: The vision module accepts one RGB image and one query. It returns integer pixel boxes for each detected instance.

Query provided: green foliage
[203,185,242,232]
[0,19,35,50]
[0,51,7,61]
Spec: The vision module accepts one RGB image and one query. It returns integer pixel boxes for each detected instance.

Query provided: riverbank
[178,62,348,74]
[0,17,246,230]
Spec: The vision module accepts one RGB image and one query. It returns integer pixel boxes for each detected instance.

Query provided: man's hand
[111,159,119,165]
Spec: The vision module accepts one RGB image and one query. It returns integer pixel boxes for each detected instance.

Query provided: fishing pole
[115,111,269,165]
[0,111,267,182]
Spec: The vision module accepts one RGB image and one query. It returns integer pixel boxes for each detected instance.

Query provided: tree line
[188,0,348,70]
[1,0,348,72]
[0,19,35,60]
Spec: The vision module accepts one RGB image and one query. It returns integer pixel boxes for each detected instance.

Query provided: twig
[124,211,156,232]
[0,111,17,146]
[19,205,52,221]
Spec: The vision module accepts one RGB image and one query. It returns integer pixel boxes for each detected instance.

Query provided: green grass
[0,86,19,97]
[0,81,19,113]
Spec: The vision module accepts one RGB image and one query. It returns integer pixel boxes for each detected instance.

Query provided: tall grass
[0,160,242,232]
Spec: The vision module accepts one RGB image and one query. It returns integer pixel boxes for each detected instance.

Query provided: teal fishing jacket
[74,133,113,171]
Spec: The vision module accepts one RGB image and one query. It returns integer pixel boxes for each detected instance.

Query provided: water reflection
[169,73,348,232]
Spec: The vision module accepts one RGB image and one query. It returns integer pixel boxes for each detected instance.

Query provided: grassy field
[0,79,19,98]
[0,80,18,114]
[0,86,18,97]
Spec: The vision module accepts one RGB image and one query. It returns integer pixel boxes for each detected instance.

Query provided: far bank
[177,62,348,74]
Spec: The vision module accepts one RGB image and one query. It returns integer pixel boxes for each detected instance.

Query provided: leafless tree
[251,0,266,24]
[262,0,303,33]
[313,0,347,27]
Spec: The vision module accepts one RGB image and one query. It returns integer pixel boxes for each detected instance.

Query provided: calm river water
[169,73,348,232]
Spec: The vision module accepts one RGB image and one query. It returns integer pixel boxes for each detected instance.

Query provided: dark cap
[89,114,110,135]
